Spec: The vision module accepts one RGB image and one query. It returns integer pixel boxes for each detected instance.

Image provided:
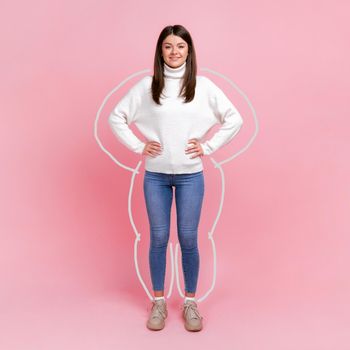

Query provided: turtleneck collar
[163,61,186,79]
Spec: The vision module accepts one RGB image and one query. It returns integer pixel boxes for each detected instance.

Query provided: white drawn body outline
[94,67,258,303]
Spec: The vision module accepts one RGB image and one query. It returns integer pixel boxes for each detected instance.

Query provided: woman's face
[161,34,188,68]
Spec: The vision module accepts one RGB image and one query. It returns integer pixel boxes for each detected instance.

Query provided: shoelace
[149,301,167,319]
[183,302,202,320]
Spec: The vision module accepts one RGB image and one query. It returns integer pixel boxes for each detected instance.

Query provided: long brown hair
[151,25,197,105]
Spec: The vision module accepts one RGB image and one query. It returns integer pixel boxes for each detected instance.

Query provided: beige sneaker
[146,299,168,331]
[182,300,203,331]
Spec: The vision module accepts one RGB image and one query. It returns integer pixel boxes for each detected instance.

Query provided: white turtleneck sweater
[108,61,243,174]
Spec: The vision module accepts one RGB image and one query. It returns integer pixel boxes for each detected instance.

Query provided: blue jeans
[143,170,205,294]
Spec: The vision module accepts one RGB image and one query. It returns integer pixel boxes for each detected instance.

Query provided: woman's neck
[163,61,186,79]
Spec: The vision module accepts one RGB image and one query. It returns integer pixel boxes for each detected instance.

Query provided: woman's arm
[108,79,146,154]
[200,77,243,156]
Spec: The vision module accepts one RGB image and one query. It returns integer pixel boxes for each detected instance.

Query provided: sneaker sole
[146,320,165,331]
[184,323,203,332]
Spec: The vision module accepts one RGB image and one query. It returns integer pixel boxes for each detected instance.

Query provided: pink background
[1,0,349,349]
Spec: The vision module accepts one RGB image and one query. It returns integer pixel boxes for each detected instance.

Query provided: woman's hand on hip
[185,138,204,159]
[142,141,163,157]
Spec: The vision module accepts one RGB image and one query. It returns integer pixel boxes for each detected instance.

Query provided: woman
[108,24,243,332]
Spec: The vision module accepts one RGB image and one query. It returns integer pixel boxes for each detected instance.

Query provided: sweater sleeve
[108,79,146,155]
[200,77,243,156]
